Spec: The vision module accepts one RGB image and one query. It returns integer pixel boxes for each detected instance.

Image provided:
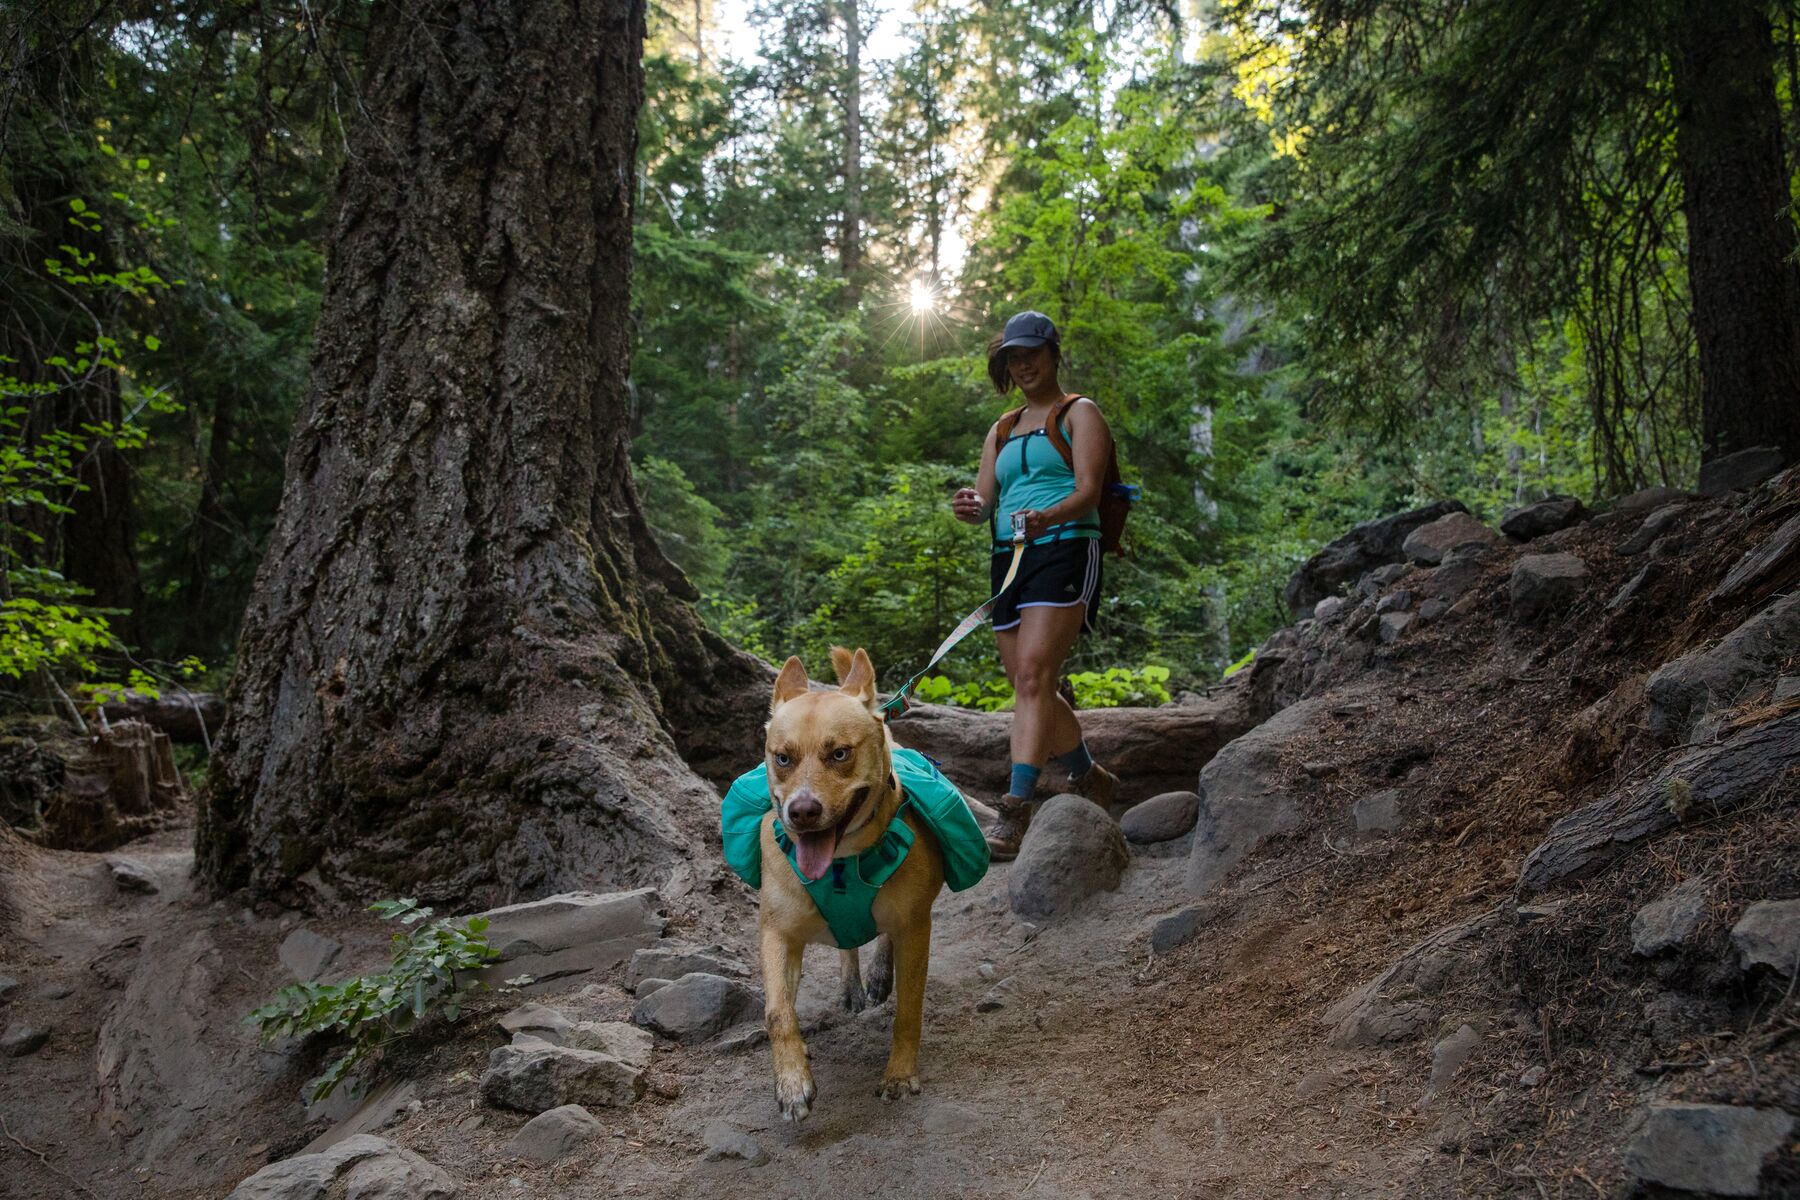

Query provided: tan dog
[759,647,944,1121]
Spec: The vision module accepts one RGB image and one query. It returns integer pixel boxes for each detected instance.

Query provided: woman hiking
[951,311,1122,859]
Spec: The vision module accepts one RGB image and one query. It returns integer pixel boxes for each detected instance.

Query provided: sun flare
[908,278,936,314]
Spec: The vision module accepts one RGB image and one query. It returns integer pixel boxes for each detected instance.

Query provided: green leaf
[142,335,160,352]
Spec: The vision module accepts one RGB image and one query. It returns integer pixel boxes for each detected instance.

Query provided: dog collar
[772,800,916,949]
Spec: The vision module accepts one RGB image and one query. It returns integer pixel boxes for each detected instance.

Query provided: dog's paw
[776,1070,816,1122]
[876,1073,921,1102]
[840,980,867,1014]
[863,963,893,1005]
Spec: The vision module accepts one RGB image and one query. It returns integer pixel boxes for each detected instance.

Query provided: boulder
[226,1134,457,1200]
[1119,791,1200,844]
[1186,700,1319,895]
[106,857,158,895]
[1622,1103,1794,1197]
[1500,495,1586,541]
[496,1003,575,1045]
[1353,789,1401,834]
[1508,553,1590,622]
[1698,446,1786,497]
[1,1024,49,1057]
[473,889,665,989]
[1008,794,1129,921]
[1710,511,1800,602]
[481,1037,646,1113]
[565,1021,653,1068]
[1630,883,1706,956]
[629,972,762,1043]
[1283,501,1468,616]
[279,927,343,983]
[1646,591,1800,742]
[626,942,750,992]
[505,1104,602,1164]
[1401,512,1501,566]
[1730,899,1800,975]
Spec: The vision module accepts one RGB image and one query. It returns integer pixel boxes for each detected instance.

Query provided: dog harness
[719,748,990,949]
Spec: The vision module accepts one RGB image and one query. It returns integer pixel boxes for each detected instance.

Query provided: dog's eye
[773,752,791,768]
[831,747,851,762]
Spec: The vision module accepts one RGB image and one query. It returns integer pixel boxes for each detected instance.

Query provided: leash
[879,515,1026,718]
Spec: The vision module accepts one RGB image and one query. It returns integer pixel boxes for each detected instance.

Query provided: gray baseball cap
[998,310,1059,351]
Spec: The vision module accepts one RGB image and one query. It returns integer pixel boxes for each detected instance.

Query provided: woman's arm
[1030,398,1111,533]
[953,423,1001,524]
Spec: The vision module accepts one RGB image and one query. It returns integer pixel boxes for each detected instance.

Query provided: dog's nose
[787,793,823,827]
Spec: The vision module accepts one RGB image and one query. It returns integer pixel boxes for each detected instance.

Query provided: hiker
[950,310,1122,859]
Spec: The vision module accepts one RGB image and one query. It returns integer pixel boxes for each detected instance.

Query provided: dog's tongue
[792,827,839,882]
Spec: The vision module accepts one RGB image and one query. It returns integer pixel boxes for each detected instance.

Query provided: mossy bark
[196,0,767,908]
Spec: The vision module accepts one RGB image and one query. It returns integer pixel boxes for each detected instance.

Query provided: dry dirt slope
[3,471,1799,1198]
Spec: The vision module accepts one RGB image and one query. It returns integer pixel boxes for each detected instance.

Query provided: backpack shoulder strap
[1044,395,1083,468]
[995,405,1028,444]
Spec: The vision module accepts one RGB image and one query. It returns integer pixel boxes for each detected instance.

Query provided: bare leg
[838,947,864,1013]
[864,933,893,1004]
[878,916,931,1099]
[761,921,814,1121]
[1007,603,1087,770]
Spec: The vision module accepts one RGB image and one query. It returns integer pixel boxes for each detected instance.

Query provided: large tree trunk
[196,0,767,909]
[1669,0,1800,464]
[839,0,862,305]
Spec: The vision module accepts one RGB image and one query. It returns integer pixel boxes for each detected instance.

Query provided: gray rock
[564,1021,652,1068]
[1730,899,1800,975]
[1324,910,1504,1049]
[1622,1103,1794,1197]
[1518,1066,1545,1088]
[1647,591,1800,742]
[481,1038,645,1114]
[1617,504,1691,555]
[226,1134,457,1200]
[1508,553,1589,623]
[1698,446,1786,496]
[1776,676,1800,703]
[1353,789,1401,833]
[1368,562,1410,587]
[1500,495,1586,541]
[714,1024,769,1054]
[1608,561,1663,610]
[634,977,672,997]
[107,857,158,895]
[505,1105,602,1164]
[702,1121,768,1166]
[1631,883,1706,957]
[1612,485,1692,515]
[1711,511,1800,602]
[1375,589,1412,614]
[1282,500,1468,616]
[1311,596,1347,621]
[299,1079,420,1156]
[1417,598,1449,623]
[1424,1024,1481,1099]
[626,943,749,992]
[1401,512,1501,566]
[0,976,17,1004]
[629,972,761,1043]
[1378,612,1413,644]
[497,1003,575,1045]
[1120,791,1200,844]
[1423,555,1485,604]
[1,1024,49,1057]
[1149,904,1214,955]
[473,889,666,989]
[279,927,343,983]
[1186,700,1318,894]
[1008,794,1129,921]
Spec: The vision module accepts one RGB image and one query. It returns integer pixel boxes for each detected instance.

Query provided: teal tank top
[718,748,991,949]
[993,417,1100,552]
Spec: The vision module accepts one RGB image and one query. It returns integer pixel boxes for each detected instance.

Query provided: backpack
[995,394,1137,557]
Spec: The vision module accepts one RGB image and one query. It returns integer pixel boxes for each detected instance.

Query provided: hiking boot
[985,794,1033,861]
[1073,761,1122,810]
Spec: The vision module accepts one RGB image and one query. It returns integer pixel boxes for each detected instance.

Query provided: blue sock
[1008,763,1041,800]
[1054,742,1095,780]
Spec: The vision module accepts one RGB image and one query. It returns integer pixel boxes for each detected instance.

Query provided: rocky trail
[5,456,1800,1199]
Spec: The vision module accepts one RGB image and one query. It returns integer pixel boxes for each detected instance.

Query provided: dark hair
[985,334,1060,395]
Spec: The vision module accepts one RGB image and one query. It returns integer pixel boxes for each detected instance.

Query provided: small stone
[1,1025,49,1057]
[702,1121,768,1166]
[0,976,18,1004]
[505,1104,602,1164]
[977,962,997,980]
[1508,553,1590,623]
[106,857,158,895]
[975,991,1005,1013]
[1424,556,1486,604]
[626,943,750,992]
[1312,596,1346,621]
[1631,884,1706,957]
[1301,761,1338,778]
[456,1114,485,1134]
[1519,1066,1545,1088]
[1612,485,1691,515]
[1424,1024,1481,1100]
[279,928,343,983]
[1608,562,1662,610]
[1730,899,1800,975]
[1378,612,1413,644]
[564,1021,652,1068]
[1375,588,1412,614]
[1008,794,1129,922]
[1353,789,1401,834]
[1417,598,1449,622]
[1500,495,1587,541]
[1119,791,1200,844]
[1776,677,1800,703]
[1370,562,1410,587]
[635,978,672,997]
[1402,512,1501,566]
[714,1024,768,1055]
[497,1003,575,1045]
[1149,904,1214,955]
[1616,503,1688,555]
[1623,1103,1794,1196]
[1698,446,1786,497]
[480,1040,646,1113]
[629,973,762,1043]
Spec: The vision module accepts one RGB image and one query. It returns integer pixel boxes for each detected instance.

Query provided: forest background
[6,0,1800,718]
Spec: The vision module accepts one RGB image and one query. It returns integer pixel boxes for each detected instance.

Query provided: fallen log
[96,690,225,745]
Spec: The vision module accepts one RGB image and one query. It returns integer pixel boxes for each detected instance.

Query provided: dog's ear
[838,647,878,715]
[771,656,809,713]
[829,645,855,683]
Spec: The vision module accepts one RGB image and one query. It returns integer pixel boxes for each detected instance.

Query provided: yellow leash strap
[880,531,1025,718]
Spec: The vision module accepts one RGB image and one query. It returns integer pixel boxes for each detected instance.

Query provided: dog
[756,647,947,1121]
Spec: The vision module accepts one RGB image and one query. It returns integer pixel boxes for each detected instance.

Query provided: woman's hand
[1014,508,1053,539]
[952,487,989,525]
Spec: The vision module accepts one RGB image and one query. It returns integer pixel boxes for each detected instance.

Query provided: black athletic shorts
[990,538,1103,634]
